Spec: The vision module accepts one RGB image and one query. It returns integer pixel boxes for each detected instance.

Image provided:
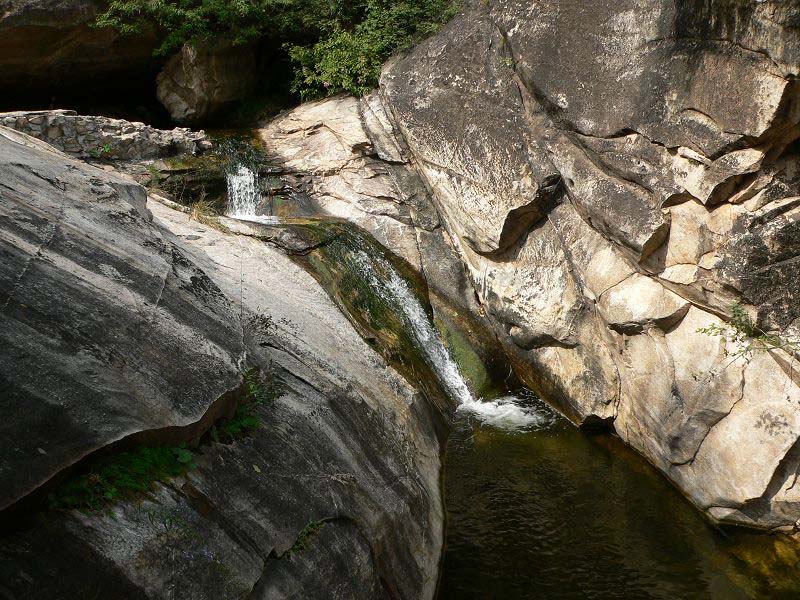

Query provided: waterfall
[226,164,262,219]
[353,248,551,431]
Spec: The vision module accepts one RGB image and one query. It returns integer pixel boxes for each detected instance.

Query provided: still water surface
[440,393,800,599]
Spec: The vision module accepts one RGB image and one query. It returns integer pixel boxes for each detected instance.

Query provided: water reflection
[440,395,800,599]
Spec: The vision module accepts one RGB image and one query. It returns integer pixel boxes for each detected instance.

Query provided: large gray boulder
[0,127,446,598]
[379,0,800,530]
[156,40,257,124]
[0,125,244,511]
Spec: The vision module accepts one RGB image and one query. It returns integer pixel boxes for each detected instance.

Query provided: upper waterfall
[226,164,260,218]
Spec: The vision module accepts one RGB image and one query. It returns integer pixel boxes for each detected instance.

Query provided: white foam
[457,395,555,432]
[234,214,280,225]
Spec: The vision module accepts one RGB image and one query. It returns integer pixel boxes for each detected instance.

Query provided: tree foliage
[288,0,459,97]
[95,0,459,98]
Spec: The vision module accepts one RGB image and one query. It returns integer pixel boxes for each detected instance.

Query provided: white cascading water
[226,165,260,218]
[354,249,552,431]
[223,160,549,430]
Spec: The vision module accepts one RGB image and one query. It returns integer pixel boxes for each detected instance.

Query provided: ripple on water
[441,390,800,599]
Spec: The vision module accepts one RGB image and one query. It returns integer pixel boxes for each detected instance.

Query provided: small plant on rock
[49,445,197,512]
[286,520,325,556]
[698,301,799,364]
[210,371,281,443]
[89,143,114,159]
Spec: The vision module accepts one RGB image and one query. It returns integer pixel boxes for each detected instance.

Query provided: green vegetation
[211,371,278,442]
[698,301,799,363]
[48,445,197,512]
[288,0,459,97]
[151,136,267,213]
[300,221,432,364]
[435,311,496,399]
[89,143,114,159]
[49,371,280,512]
[94,0,459,98]
[287,520,325,555]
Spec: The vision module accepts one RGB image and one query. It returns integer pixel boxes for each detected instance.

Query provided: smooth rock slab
[0,126,244,510]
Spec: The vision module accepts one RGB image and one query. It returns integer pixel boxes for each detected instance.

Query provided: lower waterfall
[352,247,550,431]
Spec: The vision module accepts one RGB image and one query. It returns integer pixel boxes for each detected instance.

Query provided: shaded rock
[0,0,158,92]
[157,41,257,125]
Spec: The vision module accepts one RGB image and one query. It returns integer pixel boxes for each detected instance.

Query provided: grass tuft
[49,370,283,513]
[48,445,196,512]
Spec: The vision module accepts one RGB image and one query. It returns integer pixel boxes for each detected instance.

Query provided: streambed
[440,394,800,599]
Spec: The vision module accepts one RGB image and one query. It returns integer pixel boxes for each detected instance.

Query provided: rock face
[0,127,446,598]
[0,0,158,92]
[0,110,210,160]
[156,41,258,124]
[377,0,800,530]
[0,125,243,511]
[258,94,439,272]
[251,0,800,532]
[257,94,510,397]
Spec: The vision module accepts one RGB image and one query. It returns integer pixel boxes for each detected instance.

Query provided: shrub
[697,301,799,364]
[94,0,459,99]
[289,0,459,98]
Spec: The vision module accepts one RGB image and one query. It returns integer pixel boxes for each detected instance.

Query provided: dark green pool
[440,394,800,599]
